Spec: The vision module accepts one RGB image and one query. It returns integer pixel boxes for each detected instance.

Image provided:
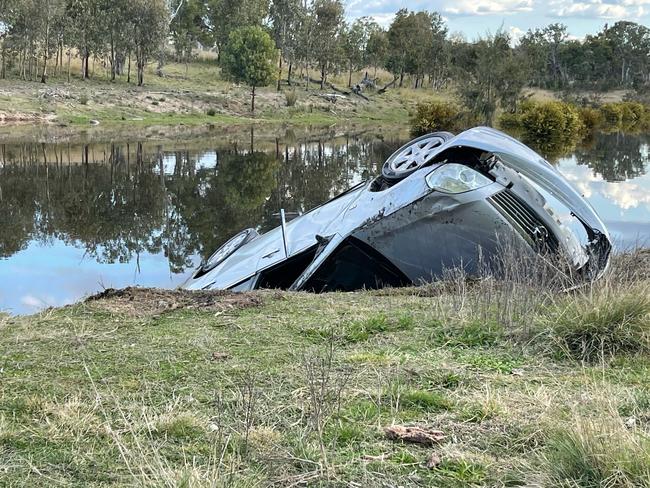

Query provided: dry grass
[0,249,649,486]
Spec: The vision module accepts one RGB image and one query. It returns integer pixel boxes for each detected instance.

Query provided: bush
[78,94,89,105]
[544,286,650,362]
[284,90,297,107]
[544,417,650,487]
[410,100,462,136]
[206,108,217,116]
[578,107,604,130]
[518,101,584,141]
[600,102,624,124]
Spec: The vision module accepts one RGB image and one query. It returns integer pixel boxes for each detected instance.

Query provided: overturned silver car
[183,127,611,292]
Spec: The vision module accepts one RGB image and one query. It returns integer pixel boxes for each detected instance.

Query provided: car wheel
[382,131,454,181]
[199,228,259,275]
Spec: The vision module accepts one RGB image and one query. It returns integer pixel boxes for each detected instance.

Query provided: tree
[170,0,210,72]
[456,29,527,125]
[341,17,375,87]
[386,9,410,86]
[130,0,168,86]
[269,0,305,90]
[365,27,388,77]
[207,0,268,58]
[311,0,344,89]
[221,26,276,113]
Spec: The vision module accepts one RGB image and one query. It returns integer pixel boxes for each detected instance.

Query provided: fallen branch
[384,425,446,446]
[378,77,398,94]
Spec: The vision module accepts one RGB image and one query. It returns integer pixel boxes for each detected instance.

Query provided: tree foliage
[221,25,276,113]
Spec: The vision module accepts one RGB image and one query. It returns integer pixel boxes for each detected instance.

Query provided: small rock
[89,119,100,125]
[625,417,637,428]
[426,452,441,469]
[210,352,230,361]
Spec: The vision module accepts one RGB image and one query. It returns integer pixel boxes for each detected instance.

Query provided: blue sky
[345,0,650,42]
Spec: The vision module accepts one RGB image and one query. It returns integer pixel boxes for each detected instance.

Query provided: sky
[344,0,650,42]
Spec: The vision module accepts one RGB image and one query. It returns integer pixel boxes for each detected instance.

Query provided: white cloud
[508,26,525,45]
[551,0,644,19]
[443,0,534,15]
[601,180,650,210]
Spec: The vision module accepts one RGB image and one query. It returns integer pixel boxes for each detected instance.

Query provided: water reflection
[0,129,648,314]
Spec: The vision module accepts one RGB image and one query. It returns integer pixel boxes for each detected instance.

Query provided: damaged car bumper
[182,127,612,292]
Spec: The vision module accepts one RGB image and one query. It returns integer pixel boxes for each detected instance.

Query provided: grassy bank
[0,62,439,134]
[1,251,650,486]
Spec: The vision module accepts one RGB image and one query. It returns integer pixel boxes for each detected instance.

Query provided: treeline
[0,0,649,94]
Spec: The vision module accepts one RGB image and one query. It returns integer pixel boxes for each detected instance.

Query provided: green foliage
[344,314,414,343]
[578,107,604,129]
[398,388,453,411]
[518,101,584,141]
[435,459,487,484]
[221,26,277,112]
[410,100,461,136]
[206,108,216,116]
[544,287,650,362]
[600,102,649,129]
[431,320,504,348]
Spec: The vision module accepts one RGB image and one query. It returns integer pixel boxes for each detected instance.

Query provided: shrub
[519,101,584,141]
[284,90,297,107]
[544,417,650,487]
[78,94,89,105]
[410,100,462,136]
[206,108,217,116]
[600,102,624,125]
[578,107,604,130]
[544,286,650,362]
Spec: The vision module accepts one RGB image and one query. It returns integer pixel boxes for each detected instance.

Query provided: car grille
[489,190,559,253]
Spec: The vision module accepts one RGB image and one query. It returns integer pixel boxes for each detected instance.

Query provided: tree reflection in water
[0,131,401,275]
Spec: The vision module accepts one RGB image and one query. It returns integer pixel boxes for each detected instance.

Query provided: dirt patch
[0,110,56,124]
[85,286,268,317]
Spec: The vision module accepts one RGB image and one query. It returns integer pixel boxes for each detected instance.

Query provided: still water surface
[1,129,648,314]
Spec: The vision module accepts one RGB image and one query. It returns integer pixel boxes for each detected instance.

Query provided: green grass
[0,253,649,486]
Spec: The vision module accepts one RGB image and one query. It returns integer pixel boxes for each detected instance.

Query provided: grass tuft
[544,286,650,362]
[544,416,650,487]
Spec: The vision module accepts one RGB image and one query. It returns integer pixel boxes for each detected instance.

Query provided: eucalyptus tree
[170,0,210,69]
[311,0,344,89]
[341,17,377,87]
[456,29,527,125]
[269,0,305,89]
[130,0,169,85]
[365,27,388,77]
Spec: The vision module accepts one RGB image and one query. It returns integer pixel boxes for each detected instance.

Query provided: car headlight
[426,163,492,193]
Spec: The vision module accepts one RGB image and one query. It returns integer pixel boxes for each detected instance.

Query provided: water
[0,128,648,314]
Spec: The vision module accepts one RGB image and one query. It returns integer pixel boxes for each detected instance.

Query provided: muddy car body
[182,127,611,292]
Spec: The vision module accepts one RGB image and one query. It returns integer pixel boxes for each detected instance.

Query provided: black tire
[382,131,454,181]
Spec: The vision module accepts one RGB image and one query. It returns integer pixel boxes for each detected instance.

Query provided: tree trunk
[288,62,293,86]
[127,51,131,83]
[110,36,116,81]
[251,85,255,113]
[67,49,71,82]
[348,63,352,88]
[320,65,325,89]
[40,18,49,84]
[277,53,282,91]
[399,70,404,88]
